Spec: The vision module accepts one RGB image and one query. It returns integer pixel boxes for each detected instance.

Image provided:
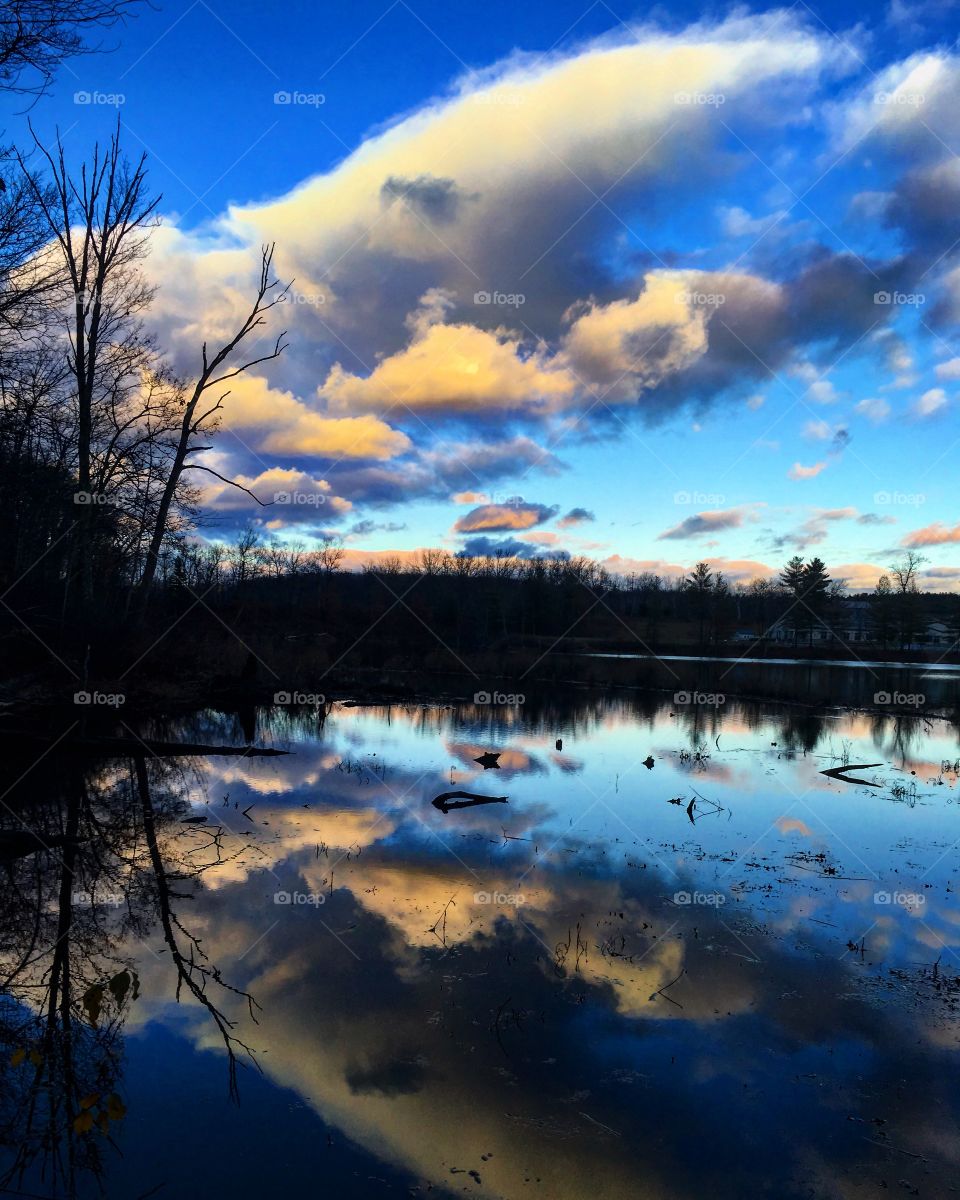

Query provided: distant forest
[4,505,957,694]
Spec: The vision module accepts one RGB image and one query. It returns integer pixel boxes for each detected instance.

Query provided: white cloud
[854,397,891,423]
[912,386,947,417]
[802,418,834,440]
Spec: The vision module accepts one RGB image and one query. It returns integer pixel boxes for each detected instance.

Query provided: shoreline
[2,659,957,728]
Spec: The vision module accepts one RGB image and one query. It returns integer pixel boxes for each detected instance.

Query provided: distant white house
[924,621,955,648]
[767,601,956,650]
[768,599,872,645]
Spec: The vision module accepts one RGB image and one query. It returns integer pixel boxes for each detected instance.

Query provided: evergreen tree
[799,557,831,645]
[685,561,713,649]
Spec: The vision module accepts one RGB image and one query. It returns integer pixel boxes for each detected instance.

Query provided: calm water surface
[2,682,959,1198]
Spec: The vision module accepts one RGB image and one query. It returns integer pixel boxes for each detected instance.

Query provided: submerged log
[432,790,508,813]
[820,763,883,787]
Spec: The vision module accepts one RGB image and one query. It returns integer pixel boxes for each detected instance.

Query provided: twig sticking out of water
[650,968,686,1008]
[427,895,457,946]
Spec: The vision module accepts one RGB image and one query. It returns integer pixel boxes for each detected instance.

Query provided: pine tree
[799,558,831,645]
[685,561,713,648]
[779,556,805,595]
[778,556,805,644]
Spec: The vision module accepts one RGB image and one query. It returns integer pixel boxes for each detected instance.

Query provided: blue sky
[6,0,960,588]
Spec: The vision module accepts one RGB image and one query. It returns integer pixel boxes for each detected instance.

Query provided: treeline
[133,534,959,666]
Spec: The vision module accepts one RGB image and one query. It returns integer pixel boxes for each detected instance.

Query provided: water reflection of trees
[118,688,959,766]
[0,752,260,1197]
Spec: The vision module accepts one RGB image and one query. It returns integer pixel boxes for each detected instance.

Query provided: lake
[2,675,959,1198]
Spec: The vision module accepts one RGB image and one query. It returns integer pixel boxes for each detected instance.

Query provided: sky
[5,0,960,590]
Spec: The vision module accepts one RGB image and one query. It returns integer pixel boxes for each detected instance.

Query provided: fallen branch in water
[432,790,508,813]
[820,763,883,787]
[787,859,874,882]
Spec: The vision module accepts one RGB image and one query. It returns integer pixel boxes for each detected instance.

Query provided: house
[767,601,956,651]
[768,598,871,645]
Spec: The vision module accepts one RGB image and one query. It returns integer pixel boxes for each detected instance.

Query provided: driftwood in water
[0,730,289,758]
[432,790,508,813]
[820,763,883,787]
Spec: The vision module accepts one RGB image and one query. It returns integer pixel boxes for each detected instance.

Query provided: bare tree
[888,550,927,594]
[0,0,142,97]
[888,550,928,649]
[18,122,162,608]
[305,536,344,576]
[136,244,289,606]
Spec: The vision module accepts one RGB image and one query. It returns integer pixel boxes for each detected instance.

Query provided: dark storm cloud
[458,535,569,559]
[557,507,595,528]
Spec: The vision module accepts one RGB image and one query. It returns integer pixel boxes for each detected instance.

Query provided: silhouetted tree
[136,244,289,608]
[18,123,164,612]
[889,551,928,649]
[685,561,713,648]
[0,0,142,96]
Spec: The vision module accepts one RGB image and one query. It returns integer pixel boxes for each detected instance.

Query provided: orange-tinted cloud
[904,521,960,547]
[788,460,828,480]
[454,502,558,533]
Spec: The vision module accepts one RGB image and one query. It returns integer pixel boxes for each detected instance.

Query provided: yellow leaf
[28,1050,41,1066]
[106,1094,126,1120]
[73,1111,94,1134]
[10,1049,25,1067]
[79,1093,99,1110]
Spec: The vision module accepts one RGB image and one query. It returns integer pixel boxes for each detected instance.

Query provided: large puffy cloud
[130,16,960,551]
[209,375,411,461]
[319,291,578,415]
[217,12,838,356]
[144,12,854,425]
[314,268,788,423]
[837,51,960,157]
[315,434,565,510]
[560,272,713,394]
[836,49,960,307]
[200,466,352,514]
